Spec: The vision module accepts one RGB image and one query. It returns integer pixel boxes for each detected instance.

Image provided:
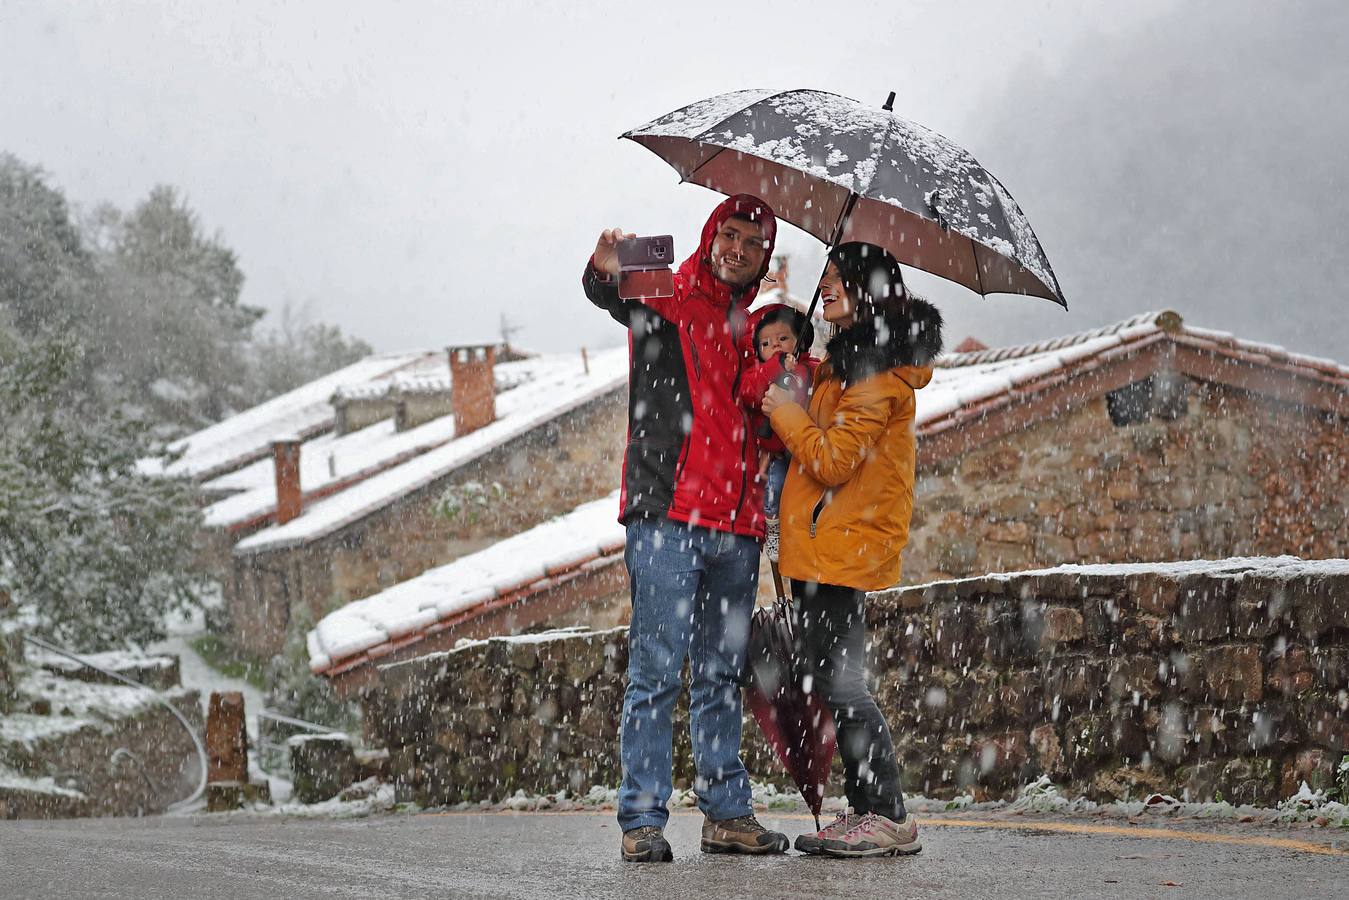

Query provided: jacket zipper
[809,490,831,538]
[727,299,752,527]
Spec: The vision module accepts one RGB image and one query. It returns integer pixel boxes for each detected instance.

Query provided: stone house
[902,310,1349,581]
[166,342,630,659]
[308,309,1349,693]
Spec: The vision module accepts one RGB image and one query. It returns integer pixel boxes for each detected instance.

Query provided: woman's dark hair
[827,241,908,326]
[752,305,814,357]
[824,241,944,380]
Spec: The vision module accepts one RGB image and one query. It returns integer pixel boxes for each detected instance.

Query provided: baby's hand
[782,353,797,371]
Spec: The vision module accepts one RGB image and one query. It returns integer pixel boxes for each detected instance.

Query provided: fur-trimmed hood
[825,297,944,386]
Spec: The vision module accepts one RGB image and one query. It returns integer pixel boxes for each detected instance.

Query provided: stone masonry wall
[365,560,1349,808]
[224,388,627,657]
[903,382,1349,585]
[0,641,205,820]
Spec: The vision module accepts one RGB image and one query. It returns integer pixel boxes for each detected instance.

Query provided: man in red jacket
[583,194,790,862]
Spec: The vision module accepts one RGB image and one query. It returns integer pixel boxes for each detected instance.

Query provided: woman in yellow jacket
[761,241,943,859]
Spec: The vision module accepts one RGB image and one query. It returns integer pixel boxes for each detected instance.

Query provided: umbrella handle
[776,591,794,642]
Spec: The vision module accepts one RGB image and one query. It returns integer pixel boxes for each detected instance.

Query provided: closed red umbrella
[744,596,836,829]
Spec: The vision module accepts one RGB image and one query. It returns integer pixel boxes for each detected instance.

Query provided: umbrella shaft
[799,192,860,342]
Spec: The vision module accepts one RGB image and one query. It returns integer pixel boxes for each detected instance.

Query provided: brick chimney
[448,344,497,436]
[272,437,302,525]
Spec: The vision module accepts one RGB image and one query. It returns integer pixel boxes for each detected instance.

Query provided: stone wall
[224,387,627,657]
[0,643,205,819]
[0,695,203,819]
[903,382,1349,585]
[364,559,1349,808]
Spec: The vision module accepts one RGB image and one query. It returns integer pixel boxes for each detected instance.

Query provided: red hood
[678,193,777,311]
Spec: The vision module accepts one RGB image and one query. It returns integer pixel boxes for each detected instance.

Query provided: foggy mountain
[935,0,1349,359]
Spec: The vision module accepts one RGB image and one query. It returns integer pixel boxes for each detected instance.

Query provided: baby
[739,304,820,562]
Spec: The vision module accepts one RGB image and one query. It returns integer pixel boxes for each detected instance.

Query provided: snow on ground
[0,711,92,747]
[328,776,1349,831]
[0,667,192,747]
[309,492,625,669]
[147,636,267,740]
[146,633,293,805]
[26,648,177,677]
[236,346,627,554]
[187,780,397,820]
[0,767,87,799]
[147,580,268,736]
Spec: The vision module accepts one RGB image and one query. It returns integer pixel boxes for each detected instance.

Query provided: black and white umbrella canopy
[623,88,1065,307]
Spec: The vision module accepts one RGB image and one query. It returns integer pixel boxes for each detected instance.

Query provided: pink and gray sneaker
[819,812,922,858]
[794,808,862,855]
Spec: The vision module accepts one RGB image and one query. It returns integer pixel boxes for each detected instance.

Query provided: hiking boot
[794,808,862,855]
[701,814,789,855]
[820,812,922,858]
[764,517,781,562]
[621,825,673,863]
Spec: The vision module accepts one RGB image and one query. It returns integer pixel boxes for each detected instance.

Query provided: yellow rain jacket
[769,315,939,591]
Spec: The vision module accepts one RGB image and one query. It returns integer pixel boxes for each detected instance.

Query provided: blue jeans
[618,516,760,831]
[764,454,789,518]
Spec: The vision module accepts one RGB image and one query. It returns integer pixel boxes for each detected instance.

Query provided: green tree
[0,327,207,650]
[3,156,374,433]
[0,155,95,337]
[242,301,373,408]
[98,185,262,427]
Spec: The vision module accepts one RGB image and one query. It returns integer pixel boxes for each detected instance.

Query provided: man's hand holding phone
[593,227,635,278]
[606,232,676,301]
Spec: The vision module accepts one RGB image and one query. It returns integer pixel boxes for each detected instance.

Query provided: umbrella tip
[882,91,895,112]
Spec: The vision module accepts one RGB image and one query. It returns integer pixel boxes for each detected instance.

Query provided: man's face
[709,215,767,288]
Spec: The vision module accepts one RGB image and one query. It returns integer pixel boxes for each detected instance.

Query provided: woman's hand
[761,382,794,416]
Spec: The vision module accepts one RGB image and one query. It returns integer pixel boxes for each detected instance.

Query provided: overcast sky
[4,0,1342,359]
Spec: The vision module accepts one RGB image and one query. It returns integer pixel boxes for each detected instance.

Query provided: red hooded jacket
[582,194,777,538]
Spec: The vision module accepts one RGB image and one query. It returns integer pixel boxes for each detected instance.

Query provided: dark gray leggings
[790,579,906,821]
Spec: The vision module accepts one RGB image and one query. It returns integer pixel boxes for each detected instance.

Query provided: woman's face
[819,262,856,328]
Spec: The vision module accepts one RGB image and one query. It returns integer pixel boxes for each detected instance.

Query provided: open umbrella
[743,596,836,829]
[623,88,1066,311]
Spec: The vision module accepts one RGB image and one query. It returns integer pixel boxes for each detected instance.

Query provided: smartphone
[618,235,675,300]
[617,235,674,271]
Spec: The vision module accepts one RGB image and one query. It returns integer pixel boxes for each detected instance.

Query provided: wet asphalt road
[1,809,1345,899]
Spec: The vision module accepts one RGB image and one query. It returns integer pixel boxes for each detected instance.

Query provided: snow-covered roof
[916,318,1161,428]
[233,348,628,553]
[916,310,1349,436]
[201,350,621,533]
[149,350,439,481]
[308,491,625,674]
